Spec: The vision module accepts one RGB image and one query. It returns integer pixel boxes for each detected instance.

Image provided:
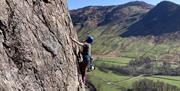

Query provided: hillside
[70,1,180,60]
[71,1,153,31]
[70,1,180,91]
[0,0,83,91]
[70,1,153,55]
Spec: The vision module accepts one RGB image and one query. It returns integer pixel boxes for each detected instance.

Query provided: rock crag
[0,0,83,91]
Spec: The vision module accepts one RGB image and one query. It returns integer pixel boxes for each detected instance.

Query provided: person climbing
[70,35,94,83]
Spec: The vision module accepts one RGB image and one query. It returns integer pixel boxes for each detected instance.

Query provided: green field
[95,57,131,66]
[87,57,180,91]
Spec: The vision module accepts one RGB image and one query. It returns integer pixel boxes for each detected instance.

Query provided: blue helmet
[86,35,94,44]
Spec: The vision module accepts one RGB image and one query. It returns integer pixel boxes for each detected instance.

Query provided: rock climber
[70,35,94,83]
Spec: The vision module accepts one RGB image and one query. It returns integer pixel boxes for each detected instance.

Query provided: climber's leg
[79,61,88,83]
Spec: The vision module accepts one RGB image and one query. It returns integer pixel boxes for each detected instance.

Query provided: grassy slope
[98,37,180,58]
[78,25,180,60]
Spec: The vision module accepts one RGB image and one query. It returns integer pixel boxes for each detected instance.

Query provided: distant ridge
[121,1,180,37]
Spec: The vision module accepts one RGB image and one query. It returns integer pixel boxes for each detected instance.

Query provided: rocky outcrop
[0,0,83,91]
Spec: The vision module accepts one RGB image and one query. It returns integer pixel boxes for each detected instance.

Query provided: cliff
[0,0,83,91]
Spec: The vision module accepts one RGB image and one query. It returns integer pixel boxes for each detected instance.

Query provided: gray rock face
[0,0,83,91]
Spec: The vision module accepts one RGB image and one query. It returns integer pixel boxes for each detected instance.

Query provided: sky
[68,0,180,10]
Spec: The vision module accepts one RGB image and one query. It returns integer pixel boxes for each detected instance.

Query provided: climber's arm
[70,37,84,46]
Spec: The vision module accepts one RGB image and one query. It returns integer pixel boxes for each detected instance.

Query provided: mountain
[70,1,154,55]
[70,1,153,31]
[70,1,180,59]
[121,1,180,37]
[0,0,83,91]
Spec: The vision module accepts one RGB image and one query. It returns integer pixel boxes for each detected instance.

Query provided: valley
[70,1,180,91]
